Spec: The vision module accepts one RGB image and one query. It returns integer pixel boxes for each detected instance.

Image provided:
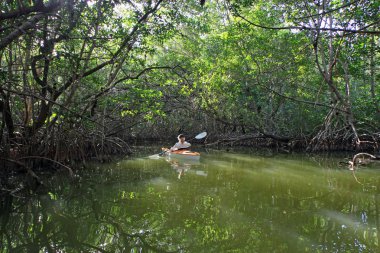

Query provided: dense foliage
[0,0,379,164]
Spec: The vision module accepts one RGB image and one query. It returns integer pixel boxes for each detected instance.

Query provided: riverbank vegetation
[0,0,379,168]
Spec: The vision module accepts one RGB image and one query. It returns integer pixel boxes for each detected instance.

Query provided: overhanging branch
[0,0,61,21]
[235,12,380,35]
[0,1,63,50]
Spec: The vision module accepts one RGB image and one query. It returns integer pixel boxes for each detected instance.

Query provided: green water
[1,149,380,252]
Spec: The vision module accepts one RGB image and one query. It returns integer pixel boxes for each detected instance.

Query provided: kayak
[165,149,201,160]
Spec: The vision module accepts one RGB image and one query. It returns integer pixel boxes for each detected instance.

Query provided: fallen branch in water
[0,157,42,184]
[349,152,380,170]
[17,156,74,177]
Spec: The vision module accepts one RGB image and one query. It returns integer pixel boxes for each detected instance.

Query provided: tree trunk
[370,33,379,113]
[0,98,15,140]
[23,36,33,127]
[3,47,15,140]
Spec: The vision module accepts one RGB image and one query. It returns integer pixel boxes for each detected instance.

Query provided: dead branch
[17,156,74,177]
[0,157,42,184]
[349,152,380,170]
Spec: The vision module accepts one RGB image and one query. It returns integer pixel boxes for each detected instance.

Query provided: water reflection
[164,156,206,179]
[0,151,380,252]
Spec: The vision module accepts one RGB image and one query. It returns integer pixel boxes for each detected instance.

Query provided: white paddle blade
[195,132,207,139]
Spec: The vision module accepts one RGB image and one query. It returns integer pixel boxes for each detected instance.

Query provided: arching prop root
[349,152,380,170]
[5,128,133,165]
[309,106,351,151]
[309,106,379,152]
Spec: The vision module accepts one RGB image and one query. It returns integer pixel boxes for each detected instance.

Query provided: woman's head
[178,134,185,142]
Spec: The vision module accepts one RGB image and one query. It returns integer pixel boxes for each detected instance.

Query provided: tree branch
[113,66,173,85]
[0,1,63,50]
[0,0,61,21]
[234,12,380,35]
[1,86,105,128]
[294,0,361,20]
[56,0,163,98]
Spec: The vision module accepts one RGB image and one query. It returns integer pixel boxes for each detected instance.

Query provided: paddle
[191,131,207,141]
[148,132,207,159]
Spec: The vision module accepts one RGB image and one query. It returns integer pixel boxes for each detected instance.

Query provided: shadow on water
[1,149,380,252]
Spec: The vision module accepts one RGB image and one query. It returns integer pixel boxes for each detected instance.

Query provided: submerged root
[0,157,43,190]
[17,156,74,177]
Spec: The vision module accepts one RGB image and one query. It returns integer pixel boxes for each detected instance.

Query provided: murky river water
[1,148,380,252]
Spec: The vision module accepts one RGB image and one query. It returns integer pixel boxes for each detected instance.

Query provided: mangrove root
[349,152,380,170]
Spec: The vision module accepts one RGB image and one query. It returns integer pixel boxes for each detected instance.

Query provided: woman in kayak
[170,134,191,151]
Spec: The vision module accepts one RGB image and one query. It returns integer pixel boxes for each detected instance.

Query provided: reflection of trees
[0,155,380,252]
[309,154,380,252]
[0,160,181,253]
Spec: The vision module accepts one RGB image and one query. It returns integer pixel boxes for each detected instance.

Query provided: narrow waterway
[1,148,379,252]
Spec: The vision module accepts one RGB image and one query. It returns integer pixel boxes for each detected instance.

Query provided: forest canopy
[0,0,379,162]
